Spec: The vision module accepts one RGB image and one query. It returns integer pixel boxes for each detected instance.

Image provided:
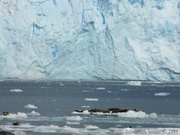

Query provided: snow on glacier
[0,0,179,81]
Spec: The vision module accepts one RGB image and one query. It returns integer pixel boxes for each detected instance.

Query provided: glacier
[0,0,179,81]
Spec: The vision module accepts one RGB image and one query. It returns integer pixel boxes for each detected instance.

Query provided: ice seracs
[0,0,179,81]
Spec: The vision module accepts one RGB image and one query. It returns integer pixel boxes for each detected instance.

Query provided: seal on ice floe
[108,108,140,113]
[3,112,11,116]
[74,107,140,114]
[74,109,83,112]
[13,121,20,126]
[88,108,110,113]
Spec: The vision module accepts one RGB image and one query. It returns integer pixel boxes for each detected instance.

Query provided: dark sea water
[0,80,180,135]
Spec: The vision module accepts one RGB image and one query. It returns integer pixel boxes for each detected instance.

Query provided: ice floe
[24,104,38,109]
[10,89,23,92]
[117,110,148,118]
[66,121,80,125]
[34,125,60,133]
[84,125,99,130]
[72,110,91,115]
[154,92,170,96]
[72,108,158,119]
[85,98,99,101]
[148,113,158,118]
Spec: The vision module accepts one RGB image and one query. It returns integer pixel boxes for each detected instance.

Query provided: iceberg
[0,0,179,81]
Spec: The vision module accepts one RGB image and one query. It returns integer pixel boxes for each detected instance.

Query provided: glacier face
[0,0,180,81]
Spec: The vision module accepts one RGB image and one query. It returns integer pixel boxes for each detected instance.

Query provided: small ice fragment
[85,98,99,101]
[96,87,106,90]
[154,92,170,96]
[149,113,158,118]
[59,82,64,86]
[10,89,23,92]
[24,104,38,109]
[83,110,91,115]
[84,125,99,130]
[66,116,82,121]
[126,81,141,86]
[118,110,148,118]
[27,111,41,117]
[17,112,27,118]
[66,121,80,125]
[83,90,93,92]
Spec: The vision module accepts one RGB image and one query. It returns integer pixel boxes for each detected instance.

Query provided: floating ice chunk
[24,104,38,109]
[17,112,27,118]
[126,81,142,86]
[59,82,64,86]
[10,89,23,92]
[84,125,99,130]
[61,125,80,134]
[34,125,59,133]
[154,92,170,96]
[85,98,99,101]
[107,91,112,93]
[108,127,122,133]
[149,113,158,118]
[66,121,80,125]
[118,110,148,118]
[27,111,41,117]
[66,116,82,121]
[96,87,106,90]
[82,110,91,115]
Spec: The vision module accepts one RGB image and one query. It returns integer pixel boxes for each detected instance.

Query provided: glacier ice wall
[0,0,180,81]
